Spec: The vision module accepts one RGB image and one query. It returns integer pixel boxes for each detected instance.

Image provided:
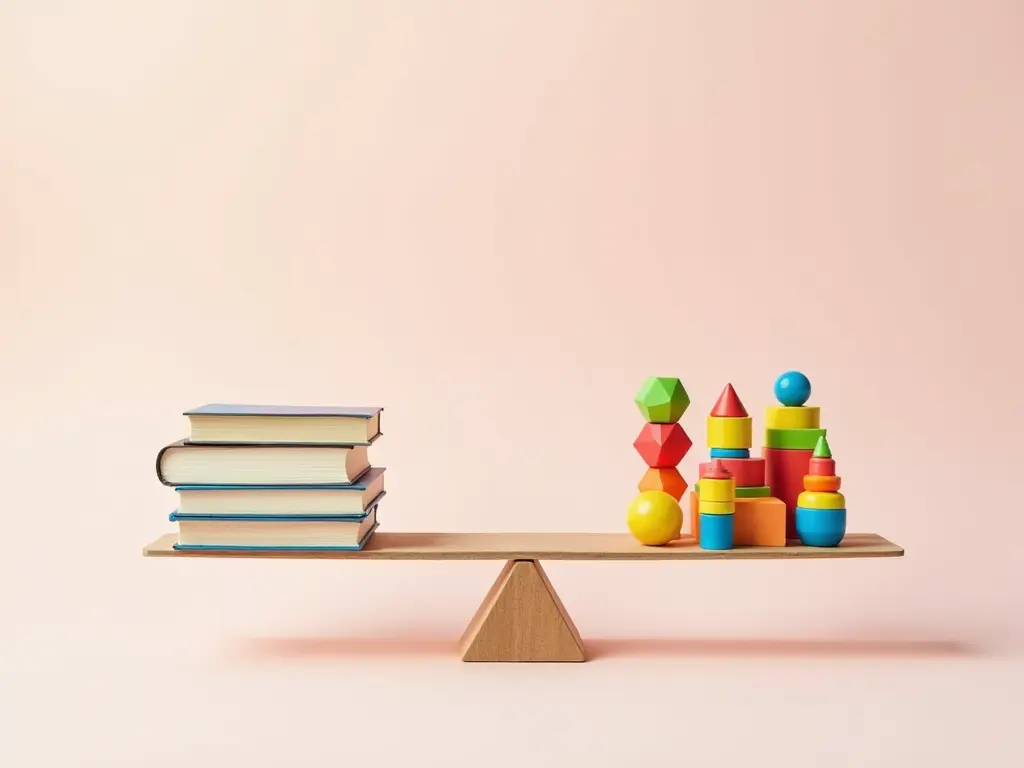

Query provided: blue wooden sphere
[774,371,811,406]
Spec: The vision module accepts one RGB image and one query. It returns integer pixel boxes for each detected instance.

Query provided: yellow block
[765,406,820,429]
[706,416,752,449]
[697,477,735,503]
[796,490,846,510]
[698,499,735,515]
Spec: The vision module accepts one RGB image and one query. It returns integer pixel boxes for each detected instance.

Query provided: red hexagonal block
[633,422,692,468]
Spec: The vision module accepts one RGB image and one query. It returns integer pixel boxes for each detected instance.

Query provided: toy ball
[627,490,683,546]
[774,370,811,407]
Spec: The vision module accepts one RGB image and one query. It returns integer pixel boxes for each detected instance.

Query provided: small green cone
[812,435,832,458]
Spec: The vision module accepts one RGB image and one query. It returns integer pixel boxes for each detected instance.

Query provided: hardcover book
[156,440,371,486]
[182,404,382,446]
[174,467,386,516]
[171,504,380,550]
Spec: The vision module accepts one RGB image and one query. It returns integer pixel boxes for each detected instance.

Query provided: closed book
[183,404,382,446]
[171,504,379,551]
[156,440,370,486]
[174,468,386,517]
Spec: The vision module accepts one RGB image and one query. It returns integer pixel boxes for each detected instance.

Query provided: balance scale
[142,530,904,662]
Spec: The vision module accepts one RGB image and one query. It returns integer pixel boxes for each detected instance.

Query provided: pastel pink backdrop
[2,1,1022,766]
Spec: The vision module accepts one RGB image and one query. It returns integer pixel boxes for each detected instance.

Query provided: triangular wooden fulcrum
[459,559,586,662]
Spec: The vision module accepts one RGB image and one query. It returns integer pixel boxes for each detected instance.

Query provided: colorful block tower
[794,436,847,547]
[699,384,766,495]
[633,377,692,501]
[697,460,734,550]
[627,377,692,546]
[763,371,826,539]
[692,384,787,546]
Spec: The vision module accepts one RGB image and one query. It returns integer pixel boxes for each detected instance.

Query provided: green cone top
[812,435,832,458]
[634,377,690,423]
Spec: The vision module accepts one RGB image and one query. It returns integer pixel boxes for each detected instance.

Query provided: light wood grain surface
[142,531,903,560]
[459,560,586,662]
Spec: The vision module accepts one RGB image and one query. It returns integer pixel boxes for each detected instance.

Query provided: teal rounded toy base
[794,506,846,547]
[699,513,734,550]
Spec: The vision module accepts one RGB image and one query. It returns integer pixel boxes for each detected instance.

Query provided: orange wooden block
[803,474,841,492]
[638,466,689,500]
[691,491,785,546]
[733,497,787,547]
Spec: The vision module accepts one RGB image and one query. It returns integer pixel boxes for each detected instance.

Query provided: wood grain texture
[142,531,903,560]
[459,560,585,662]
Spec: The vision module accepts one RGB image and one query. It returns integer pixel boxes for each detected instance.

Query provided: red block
[634,422,693,468]
[699,458,765,487]
[763,447,813,539]
[710,383,749,417]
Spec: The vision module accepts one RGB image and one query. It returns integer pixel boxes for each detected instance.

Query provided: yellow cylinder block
[796,490,846,510]
[697,477,735,503]
[698,499,735,515]
[765,406,820,429]
[706,416,752,450]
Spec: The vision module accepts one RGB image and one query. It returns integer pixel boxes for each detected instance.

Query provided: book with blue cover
[171,503,381,551]
[174,467,386,516]
[183,404,382,446]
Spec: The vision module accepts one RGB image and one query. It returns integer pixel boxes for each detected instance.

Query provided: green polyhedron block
[634,377,690,423]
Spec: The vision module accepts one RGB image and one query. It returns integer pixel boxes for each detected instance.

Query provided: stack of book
[155,404,385,551]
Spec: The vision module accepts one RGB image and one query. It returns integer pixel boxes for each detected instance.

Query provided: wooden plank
[142,531,903,561]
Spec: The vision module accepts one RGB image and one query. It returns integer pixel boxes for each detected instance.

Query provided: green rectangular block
[695,483,772,498]
[764,427,827,450]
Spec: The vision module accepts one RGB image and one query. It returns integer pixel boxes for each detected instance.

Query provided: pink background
[3,1,1023,765]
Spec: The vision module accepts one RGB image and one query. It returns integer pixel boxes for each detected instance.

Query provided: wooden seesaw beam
[143,532,904,662]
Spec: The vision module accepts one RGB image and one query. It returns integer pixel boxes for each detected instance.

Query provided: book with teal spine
[173,467,386,516]
[171,503,381,551]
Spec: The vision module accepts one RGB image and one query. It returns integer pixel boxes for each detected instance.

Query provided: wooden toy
[806,438,839,489]
[795,436,847,547]
[634,376,691,424]
[691,492,785,544]
[698,457,765,487]
[697,499,735,514]
[763,446,814,539]
[796,491,846,509]
[808,456,836,476]
[793,508,847,548]
[803,475,841,492]
[711,383,748,417]
[698,512,734,550]
[733,497,787,546]
[698,460,734,550]
[710,448,750,459]
[774,371,811,407]
[695,482,771,498]
[696,476,736,503]
[145,531,904,662]
[765,405,820,430]
[633,422,693,468]
[764,427,827,450]
[627,490,683,545]
[706,383,753,449]
[638,467,688,500]
[707,417,753,450]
